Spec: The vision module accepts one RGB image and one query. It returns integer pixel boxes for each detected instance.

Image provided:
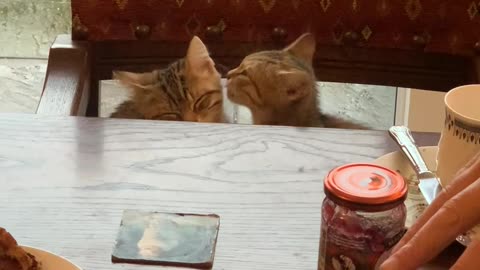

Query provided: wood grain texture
[37,35,91,116]
[0,114,457,270]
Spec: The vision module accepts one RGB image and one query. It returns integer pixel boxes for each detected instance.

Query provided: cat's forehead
[242,50,311,73]
[244,51,286,63]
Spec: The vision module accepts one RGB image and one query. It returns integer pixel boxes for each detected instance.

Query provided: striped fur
[110,60,188,120]
[110,37,224,123]
[227,33,366,129]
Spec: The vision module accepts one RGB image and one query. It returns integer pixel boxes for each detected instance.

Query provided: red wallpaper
[72,0,480,55]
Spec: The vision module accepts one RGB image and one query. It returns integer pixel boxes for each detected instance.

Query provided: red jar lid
[324,163,407,208]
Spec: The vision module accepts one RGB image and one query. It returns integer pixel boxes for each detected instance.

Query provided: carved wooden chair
[37,0,480,116]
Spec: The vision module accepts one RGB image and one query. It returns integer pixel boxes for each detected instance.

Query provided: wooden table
[0,114,462,270]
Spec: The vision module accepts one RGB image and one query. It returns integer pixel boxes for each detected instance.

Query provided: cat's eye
[153,113,182,121]
[193,91,222,112]
[286,88,297,96]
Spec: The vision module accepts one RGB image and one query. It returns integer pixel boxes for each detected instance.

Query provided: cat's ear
[283,33,316,64]
[185,36,217,78]
[113,71,157,88]
[277,70,311,101]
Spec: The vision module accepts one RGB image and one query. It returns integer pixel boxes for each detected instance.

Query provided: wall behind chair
[0,0,71,58]
[396,88,446,133]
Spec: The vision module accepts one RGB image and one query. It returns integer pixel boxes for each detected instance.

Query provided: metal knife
[388,126,442,205]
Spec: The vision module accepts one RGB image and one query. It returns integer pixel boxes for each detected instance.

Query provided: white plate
[373,146,437,228]
[373,146,478,246]
[21,246,81,270]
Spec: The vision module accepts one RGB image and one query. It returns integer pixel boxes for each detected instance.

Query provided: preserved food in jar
[318,164,408,270]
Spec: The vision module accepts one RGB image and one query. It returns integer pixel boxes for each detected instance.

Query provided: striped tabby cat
[226,33,365,129]
[111,36,224,123]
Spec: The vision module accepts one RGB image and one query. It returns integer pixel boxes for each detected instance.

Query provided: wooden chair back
[38,0,480,116]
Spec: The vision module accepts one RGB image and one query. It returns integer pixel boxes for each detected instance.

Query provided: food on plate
[0,227,41,270]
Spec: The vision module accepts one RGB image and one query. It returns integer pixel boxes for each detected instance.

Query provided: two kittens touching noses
[111,33,365,129]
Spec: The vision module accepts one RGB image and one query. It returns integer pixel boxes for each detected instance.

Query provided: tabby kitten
[111,36,224,123]
[226,33,365,129]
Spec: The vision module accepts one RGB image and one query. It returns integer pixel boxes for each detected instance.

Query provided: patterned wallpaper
[72,0,480,55]
[4,0,480,57]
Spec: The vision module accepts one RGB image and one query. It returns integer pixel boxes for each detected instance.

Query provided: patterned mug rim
[445,84,480,125]
[445,109,480,145]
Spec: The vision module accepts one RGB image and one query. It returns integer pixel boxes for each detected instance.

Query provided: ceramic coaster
[112,210,220,269]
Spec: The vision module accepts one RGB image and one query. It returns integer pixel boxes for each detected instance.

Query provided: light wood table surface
[0,114,462,270]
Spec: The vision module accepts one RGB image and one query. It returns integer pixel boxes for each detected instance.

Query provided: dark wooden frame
[37,34,480,117]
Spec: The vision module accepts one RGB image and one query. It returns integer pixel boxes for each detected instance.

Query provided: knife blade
[388,126,442,205]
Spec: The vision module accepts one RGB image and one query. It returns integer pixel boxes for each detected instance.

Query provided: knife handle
[389,126,430,174]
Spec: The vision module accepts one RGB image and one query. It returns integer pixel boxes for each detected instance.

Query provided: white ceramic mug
[437,84,480,187]
[436,84,480,244]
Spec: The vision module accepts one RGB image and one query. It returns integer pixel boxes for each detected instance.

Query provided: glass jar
[318,164,408,270]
